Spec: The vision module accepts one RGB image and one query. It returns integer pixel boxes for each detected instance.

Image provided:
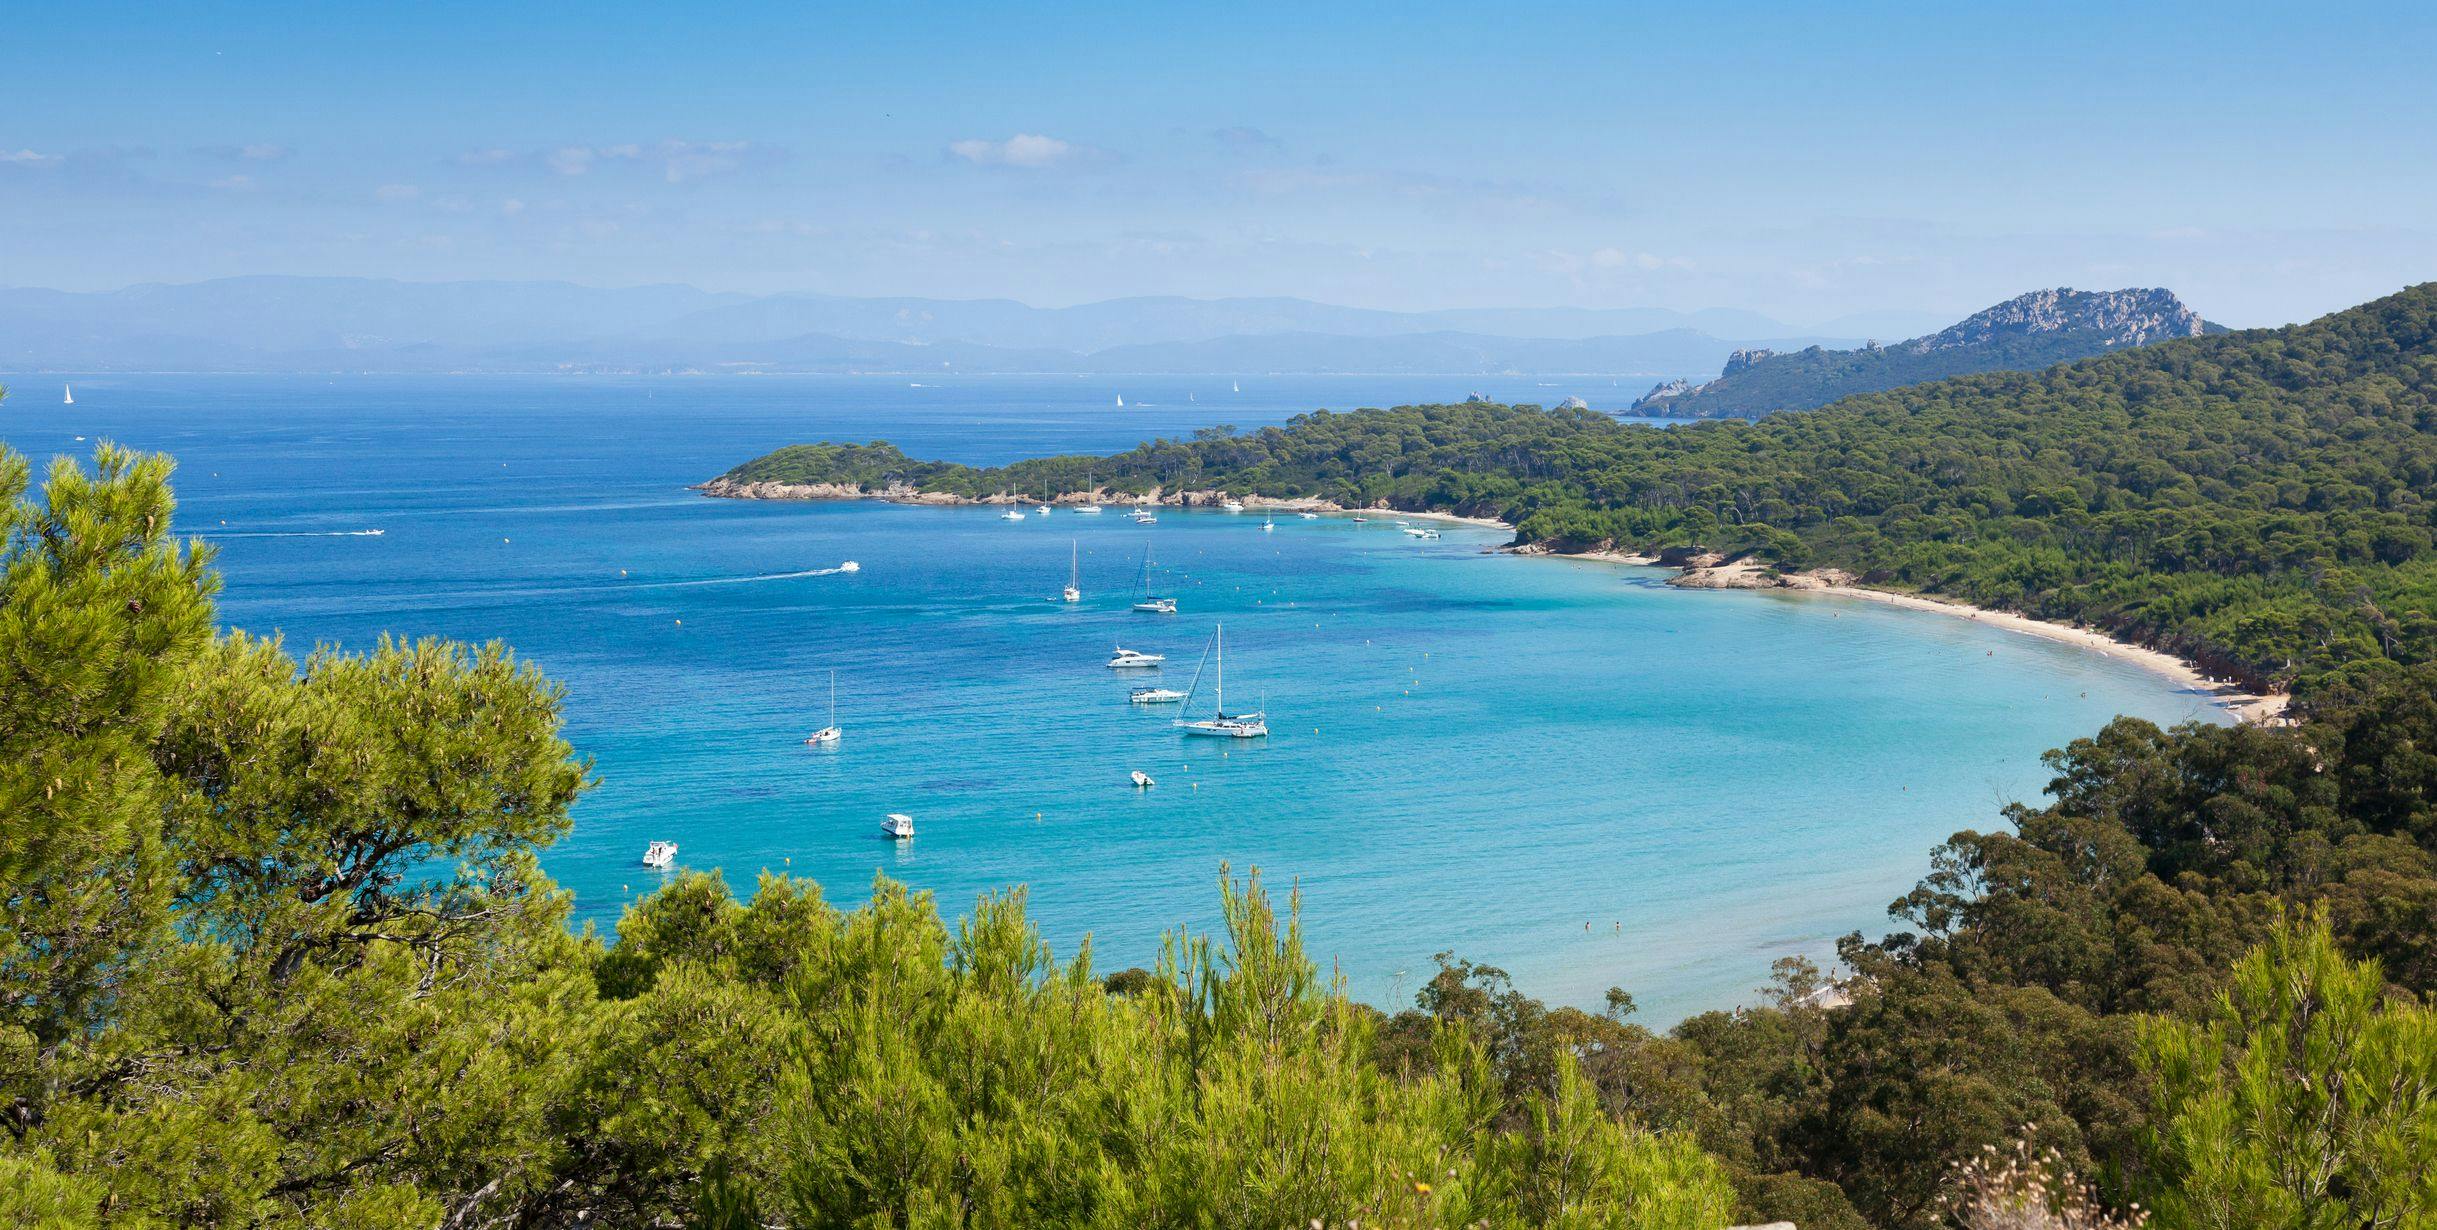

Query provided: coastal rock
[1904,286,2206,353]
[1720,347,1775,376]
[1667,558,1780,589]
[1557,395,1590,410]
[1631,377,1695,411]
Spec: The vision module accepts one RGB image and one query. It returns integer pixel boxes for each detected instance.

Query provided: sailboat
[1061,542,1081,603]
[1115,394,1125,408]
[805,670,842,745]
[1129,544,1176,614]
[1232,380,1240,393]
[63,384,74,405]
[1175,624,1268,738]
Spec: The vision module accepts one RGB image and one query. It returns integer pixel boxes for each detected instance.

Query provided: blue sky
[7,1,2434,326]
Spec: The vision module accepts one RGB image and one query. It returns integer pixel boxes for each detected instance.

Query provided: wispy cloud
[0,149,64,168]
[466,139,771,183]
[1209,126,1282,151]
[375,183,421,201]
[945,133,1106,169]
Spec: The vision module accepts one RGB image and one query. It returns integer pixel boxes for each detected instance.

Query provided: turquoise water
[6,375,2228,1021]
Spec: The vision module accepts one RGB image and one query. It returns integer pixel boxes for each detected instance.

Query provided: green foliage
[722,283,2437,694]
[0,439,1734,1226]
[2139,912,2437,1229]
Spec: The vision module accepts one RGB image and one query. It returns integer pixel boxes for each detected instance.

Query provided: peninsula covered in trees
[714,283,2437,699]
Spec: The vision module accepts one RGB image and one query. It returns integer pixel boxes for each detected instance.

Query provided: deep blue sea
[5,374,2228,1021]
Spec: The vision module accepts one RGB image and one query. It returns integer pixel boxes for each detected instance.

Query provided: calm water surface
[5,374,2228,1021]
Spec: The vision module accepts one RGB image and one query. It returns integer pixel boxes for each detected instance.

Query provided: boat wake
[207,528,387,538]
[632,562,860,589]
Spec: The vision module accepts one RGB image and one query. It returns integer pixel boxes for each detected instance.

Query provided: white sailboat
[1115,394,1125,408]
[1061,541,1081,603]
[1175,624,1268,738]
[1232,380,1240,393]
[641,840,678,868]
[1262,518,1276,532]
[805,670,842,745]
[63,384,75,405]
[1129,544,1176,613]
[1000,506,1027,521]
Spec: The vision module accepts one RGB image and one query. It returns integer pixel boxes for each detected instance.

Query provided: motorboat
[641,840,678,868]
[1222,500,1246,513]
[1108,645,1165,668]
[1297,512,1319,519]
[1130,686,1186,703]
[1000,507,1027,522]
[1076,503,1104,514]
[1130,770,1155,788]
[881,813,915,840]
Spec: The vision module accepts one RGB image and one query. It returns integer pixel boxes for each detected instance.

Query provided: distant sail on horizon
[63,384,74,405]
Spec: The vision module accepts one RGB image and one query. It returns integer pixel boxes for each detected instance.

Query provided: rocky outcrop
[1631,286,2214,418]
[1557,395,1590,410]
[1721,346,1775,376]
[1901,286,2206,353]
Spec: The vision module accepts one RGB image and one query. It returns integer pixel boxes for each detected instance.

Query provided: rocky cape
[1630,286,2219,419]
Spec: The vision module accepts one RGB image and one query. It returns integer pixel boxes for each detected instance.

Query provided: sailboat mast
[1213,624,1223,718]
[829,670,837,726]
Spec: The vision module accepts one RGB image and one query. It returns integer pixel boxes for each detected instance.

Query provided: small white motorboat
[880,813,915,840]
[1130,770,1155,788]
[1222,500,1246,513]
[1297,512,1319,520]
[1352,516,1370,523]
[1130,687,1187,704]
[1076,503,1104,514]
[641,840,678,868]
[1000,508,1027,522]
[838,560,861,572]
[1108,646,1165,669]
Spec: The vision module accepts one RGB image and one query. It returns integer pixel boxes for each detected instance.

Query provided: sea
[5,373,2230,1022]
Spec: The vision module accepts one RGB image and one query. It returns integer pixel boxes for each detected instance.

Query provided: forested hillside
[722,284,2437,696]
[1627,287,2217,419]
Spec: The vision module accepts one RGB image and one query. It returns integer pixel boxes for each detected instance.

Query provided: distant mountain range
[0,276,1915,377]
[1630,288,2223,418]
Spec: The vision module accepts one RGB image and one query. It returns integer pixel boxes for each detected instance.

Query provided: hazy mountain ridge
[1632,287,2221,418]
[0,276,1871,376]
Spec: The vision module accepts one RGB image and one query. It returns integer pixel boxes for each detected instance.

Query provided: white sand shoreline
[1556,552,2290,724]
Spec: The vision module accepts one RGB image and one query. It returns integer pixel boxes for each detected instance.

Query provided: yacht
[1129,545,1176,613]
[1129,686,1186,703]
[1108,645,1165,669]
[805,670,842,745]
[881,813,915,840]
[1222,500,1246,513]
[1131,770,1155,788]
[1076,503,1104,514]
[641,840,678,869]
[1297,512,1320,520]
[1175,624,1268,738]
[1131,511,1158,524]
[1061,542,1081,603]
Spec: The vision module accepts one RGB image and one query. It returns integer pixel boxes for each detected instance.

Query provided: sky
[6,1,2436,328]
